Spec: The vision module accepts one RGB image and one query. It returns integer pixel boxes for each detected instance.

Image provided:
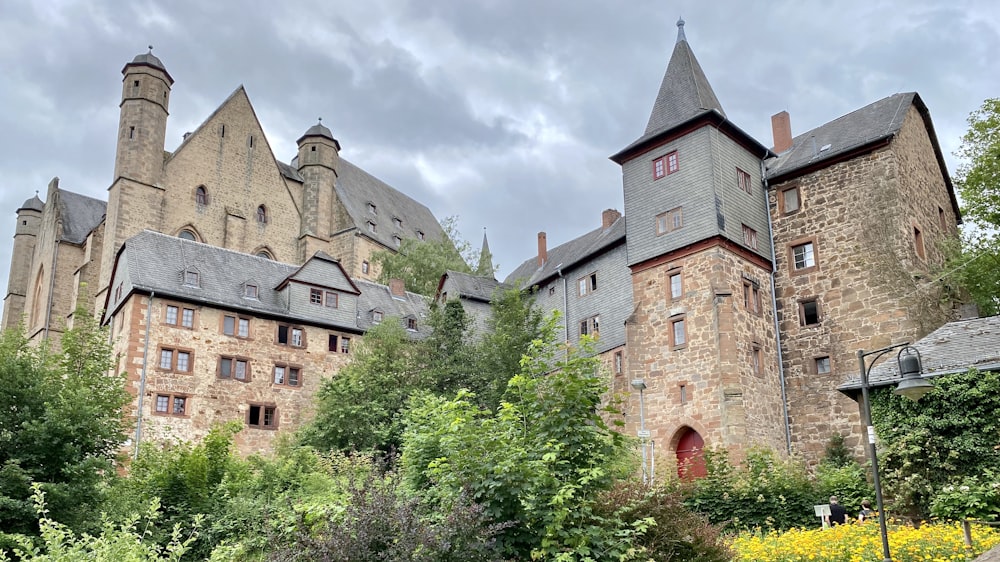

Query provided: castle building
[3,23,961,464]
[505,20,960,467]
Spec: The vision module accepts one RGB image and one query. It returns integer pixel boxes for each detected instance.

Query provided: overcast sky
[2,0,997,318]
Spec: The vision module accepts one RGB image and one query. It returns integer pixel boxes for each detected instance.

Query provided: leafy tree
[401,318,646,560]
[373,216,493,297]
[873,368,1000,520]
[0,315,130,538]
[943,98,1000,316]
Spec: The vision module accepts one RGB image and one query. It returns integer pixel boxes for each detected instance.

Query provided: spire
[476,228,495,277]
[643,19,725,136]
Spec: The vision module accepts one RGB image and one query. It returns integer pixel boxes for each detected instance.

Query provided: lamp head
[630,379,647,391]
[893,346,934,402]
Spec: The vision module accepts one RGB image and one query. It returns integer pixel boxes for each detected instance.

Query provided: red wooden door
[676,428,706,479]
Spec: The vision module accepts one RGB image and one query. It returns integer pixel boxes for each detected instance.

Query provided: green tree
[943,98,1000,316]
[401,317,645,560]
[873,368,1000,520]
[373,216,490,297]
[0,315,130,538]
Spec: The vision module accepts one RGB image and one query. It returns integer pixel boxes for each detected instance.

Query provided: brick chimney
[389,278,406,297]
[602,209,621,229]
[771,111,793,153]
[537,232,547,267]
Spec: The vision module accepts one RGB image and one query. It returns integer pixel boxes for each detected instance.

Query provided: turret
[114,47,173,186]
[1,193,45,330]
[296,120,340,259]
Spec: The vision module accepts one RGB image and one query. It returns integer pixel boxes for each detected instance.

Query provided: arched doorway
[675,427,706,479]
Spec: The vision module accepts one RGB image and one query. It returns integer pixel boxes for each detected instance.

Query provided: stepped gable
[504,215,626,287]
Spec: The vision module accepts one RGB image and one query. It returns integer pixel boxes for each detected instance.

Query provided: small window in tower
[195,186,208,206]
[133,80,140,88]
[742,224,758,250]
[220,124,226,138]
[737,168,752,194]
[248,135,255,148]
[257,205,267,224]
[361,260,370,274]
[914,226,925,259]
[938,206,946,229]
[311,146,317,152]
[129,126,135,140]
[799,299,820,326]
[815,356,832,374]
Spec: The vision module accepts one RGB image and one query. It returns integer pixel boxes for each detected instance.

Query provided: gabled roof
[56,189,106,244]
[354,279,432,339]
[504,215,626,287]
[437,270,508,303]
[838,316,1000,393]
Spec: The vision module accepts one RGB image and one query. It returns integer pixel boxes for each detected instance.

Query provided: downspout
[761,157,793,454]
[44,241,59,338]
[556,266,569,342]
[133,291,154,460]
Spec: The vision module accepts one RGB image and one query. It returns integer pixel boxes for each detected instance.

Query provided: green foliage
[954,98,1000,231]
[680,448,819,532]
[821,434,854,469]
[814,461,873,518]
[1,485,199,561]
[930,469,1000,522]
[940,232,1000,317]
[299,321,423,453]
[0,315,130,537]
[873,368,1000,520]
[373,216,489,297]
[401,317,647,560]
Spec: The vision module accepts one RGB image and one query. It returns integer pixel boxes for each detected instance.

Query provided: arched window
[257,205,268,224]
[256,250,273,260]
[179,230,196,241]
[195,186,208,206]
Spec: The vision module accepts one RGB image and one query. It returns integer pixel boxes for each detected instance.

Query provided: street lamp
[856,344,933,562]
[631,378,652,485]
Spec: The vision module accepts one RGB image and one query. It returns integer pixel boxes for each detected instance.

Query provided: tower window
[220,124,226,138]
[362,260,370,274]
[578,272,597,296]
[257,205,267,224]
[579,315,600,338]
[816,356,832,374]
[195,186,208,206]
[656,207,683,235]
[407,318,418,331]
[669,270,683,300]
[129,126,135,140]
[737,168,752,194]
[780,186,801,214]
[799,299,820,326]
[914,226,925,259]
[653,151,679,179]
[248,135,255,148]
[670,315,686,349]
[133,80,140,88]
[368,221,377,233]
[791,241,817,271]
[311,146,316,152]
[742,224,758,250]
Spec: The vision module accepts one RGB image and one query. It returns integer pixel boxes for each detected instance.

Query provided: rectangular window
[669,271,683,300]
[223,315,235,335]
[181,308,194,328]
[328,334,338,352]
[799,299,820,326]
[219,357,250,381]
[816,356,832,375]
[938,206,946,229]
[579,315,600,338]
[780,186,801,214]
[310,288,323,305]
[742,224,758,250]
[578,273,597,296]
[273,365,301,387]
[340,336,351,354]
[159,349,173,370]
[361,261,370,274]
[325,291,338,308]
[154,394,187,416]
[656,207,683,235]
[238,318,250,338]
[791,241,816,271]
[244,284,258,299]
[247,404,277,429]
[743,280,761,315]
[653,151,679,179]
[165,305,178,325]
[751,343,762,375]
[737,168,752,194]
[614,351,623,375]
[914,226,925,259]
[184,270,199,287]
[291,328,303,347]
[407,318,417,331]
[158,348,192,372]
[670,316,686,349]
[277,324,305,347]
[679,384,687,405]
[176,351,190,372]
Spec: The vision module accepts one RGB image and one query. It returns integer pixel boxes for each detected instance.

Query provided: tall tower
[98,49,173,304]
[1,194,44,329]
[612,20,785,470]
[296,120,340,261]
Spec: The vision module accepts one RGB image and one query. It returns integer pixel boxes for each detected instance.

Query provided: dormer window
[195,186,208,206]
[417,230,425,240]
[257,205,268,224]
[393,217,402,229]
[183,270,200,287]
[373,310,384,323]
[368,203,377,215]
[407,317,417,331]
[393,235,402,247]
[368,221,377,233]
[244,283,258,299]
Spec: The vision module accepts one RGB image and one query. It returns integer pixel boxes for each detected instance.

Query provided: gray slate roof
[19,194,44,212]
[279,157,445,249]
[643,19,725,138]
[765,93,914,180]
[56,189,106,244]
[125,50,173,84]
[353,279,432,339]
[838,316,1000,392]
[504,216,626,287]
[439,270,508,303]
[297,121,339,147]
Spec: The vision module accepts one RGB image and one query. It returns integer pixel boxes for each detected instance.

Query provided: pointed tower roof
[477,228,495,277]
[644,18,725,136]
[612,20,771,164]
[123,46,173,85]
[297,117,340,149]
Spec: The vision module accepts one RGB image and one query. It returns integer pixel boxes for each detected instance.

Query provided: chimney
[389,278,406,298]
[602,209,621,229]
[771,111,793,153]
[537,232,547,267]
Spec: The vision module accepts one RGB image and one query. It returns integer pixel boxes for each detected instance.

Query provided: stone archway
[675,427,706,479]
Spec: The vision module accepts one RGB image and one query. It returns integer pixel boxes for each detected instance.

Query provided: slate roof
[504,216,626,287]
[297,121,338,147]
[56,189,106,244]
[438,270,508,303]
[279,157,445,250]
[838,316,1000,393]
[125,49,173,84]
[354,279,432,339]
[18,194,44,212]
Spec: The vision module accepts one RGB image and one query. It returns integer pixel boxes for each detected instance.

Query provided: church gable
[159,87,302,262]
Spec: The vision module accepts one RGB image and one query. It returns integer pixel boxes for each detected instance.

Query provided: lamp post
[856,344,934,562]
[631,378,651,485]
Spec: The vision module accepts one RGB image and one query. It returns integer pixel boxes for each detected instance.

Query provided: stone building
[504,20,960,469]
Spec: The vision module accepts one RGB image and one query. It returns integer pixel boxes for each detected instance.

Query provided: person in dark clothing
[826,496,848,526]
[858,499,875,523]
